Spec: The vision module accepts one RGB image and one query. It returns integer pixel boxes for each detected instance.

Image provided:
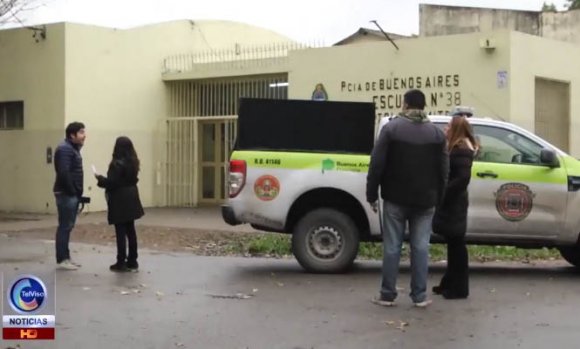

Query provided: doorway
[198,117,237,204]
[535,77,570,152]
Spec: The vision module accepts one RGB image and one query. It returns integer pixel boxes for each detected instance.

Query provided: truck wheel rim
[308,225,343,260]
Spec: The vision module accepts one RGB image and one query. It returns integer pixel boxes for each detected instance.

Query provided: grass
[240,234,561,262]
[246,235,292,257]
[465,245,560,262]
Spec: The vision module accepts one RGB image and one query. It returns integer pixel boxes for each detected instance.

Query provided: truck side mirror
[540,149,559,168]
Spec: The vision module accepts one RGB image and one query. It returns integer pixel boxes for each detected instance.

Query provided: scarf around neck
[400,109,428,123]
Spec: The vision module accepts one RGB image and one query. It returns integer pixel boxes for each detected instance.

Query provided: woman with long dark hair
[432,116,477,299]
[96,136,144,272]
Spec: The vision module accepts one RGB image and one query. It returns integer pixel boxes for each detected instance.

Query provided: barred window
[0,101,24,130]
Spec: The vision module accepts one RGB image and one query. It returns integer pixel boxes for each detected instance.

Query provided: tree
[567,0,580,10]
[0,0,40,25]
[542,2,557,12]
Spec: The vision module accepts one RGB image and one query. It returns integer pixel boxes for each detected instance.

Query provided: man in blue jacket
[53,122,86,270]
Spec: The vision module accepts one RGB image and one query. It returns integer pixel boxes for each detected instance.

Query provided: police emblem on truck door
[494,183,535,222]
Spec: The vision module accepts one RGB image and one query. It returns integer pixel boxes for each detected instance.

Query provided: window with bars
[0,101,24,130]
[168,75,288,117]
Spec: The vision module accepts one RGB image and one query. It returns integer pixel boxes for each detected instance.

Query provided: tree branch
[567,0,580,10]
[0,0,42,25]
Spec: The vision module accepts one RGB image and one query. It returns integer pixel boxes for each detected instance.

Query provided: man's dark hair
[404,89,426,110]
[65,122,85,139]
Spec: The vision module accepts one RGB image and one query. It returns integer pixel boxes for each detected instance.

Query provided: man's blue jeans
[55,194,79,263]
[381,201,435,303]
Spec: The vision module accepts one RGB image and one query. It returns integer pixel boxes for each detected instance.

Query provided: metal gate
[163,74,287,207]
[165,116,237,207]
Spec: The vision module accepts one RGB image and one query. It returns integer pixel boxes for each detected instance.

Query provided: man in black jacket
[367,90,448,307]
[53,122,86,270]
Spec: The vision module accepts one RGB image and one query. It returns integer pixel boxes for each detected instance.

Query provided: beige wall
[541,9,580,45]
[0,24,66,212]
[420,4,580,47]
[288,29,580,158]
[288,31,512,121]
[62,21,293,212]
[419,4,540,37]
[0,20,294,213]
[509,31,580,156]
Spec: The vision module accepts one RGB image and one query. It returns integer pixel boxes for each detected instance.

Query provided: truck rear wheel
[292,208,359,273]
[558,246,580,268]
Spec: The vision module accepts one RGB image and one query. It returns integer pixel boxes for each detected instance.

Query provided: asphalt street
[1,234,579,349]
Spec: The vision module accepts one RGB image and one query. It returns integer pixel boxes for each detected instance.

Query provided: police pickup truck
[222,98,580,273]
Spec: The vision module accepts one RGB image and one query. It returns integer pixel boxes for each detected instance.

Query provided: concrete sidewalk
[0,206,256,233]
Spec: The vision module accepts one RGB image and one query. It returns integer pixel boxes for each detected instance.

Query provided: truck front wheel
[558,245,580,268]
[292,208,360,273]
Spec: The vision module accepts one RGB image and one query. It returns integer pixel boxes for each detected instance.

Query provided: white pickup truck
[222,98,580,273]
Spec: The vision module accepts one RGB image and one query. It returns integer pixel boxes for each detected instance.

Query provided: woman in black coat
[432,116,477,299]
[96,136,144,272]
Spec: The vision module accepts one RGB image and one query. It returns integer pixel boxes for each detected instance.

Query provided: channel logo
[8,275,47,314]
[3,274,55,340]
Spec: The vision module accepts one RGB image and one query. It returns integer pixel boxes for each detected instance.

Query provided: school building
[1,5,579,213]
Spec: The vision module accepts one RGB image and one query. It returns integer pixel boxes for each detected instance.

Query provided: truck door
[469,125,568,241]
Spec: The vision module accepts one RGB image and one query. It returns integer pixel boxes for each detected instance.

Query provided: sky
[8,0,573,44]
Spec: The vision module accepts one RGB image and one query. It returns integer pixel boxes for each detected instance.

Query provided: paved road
[1,235,579,349]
